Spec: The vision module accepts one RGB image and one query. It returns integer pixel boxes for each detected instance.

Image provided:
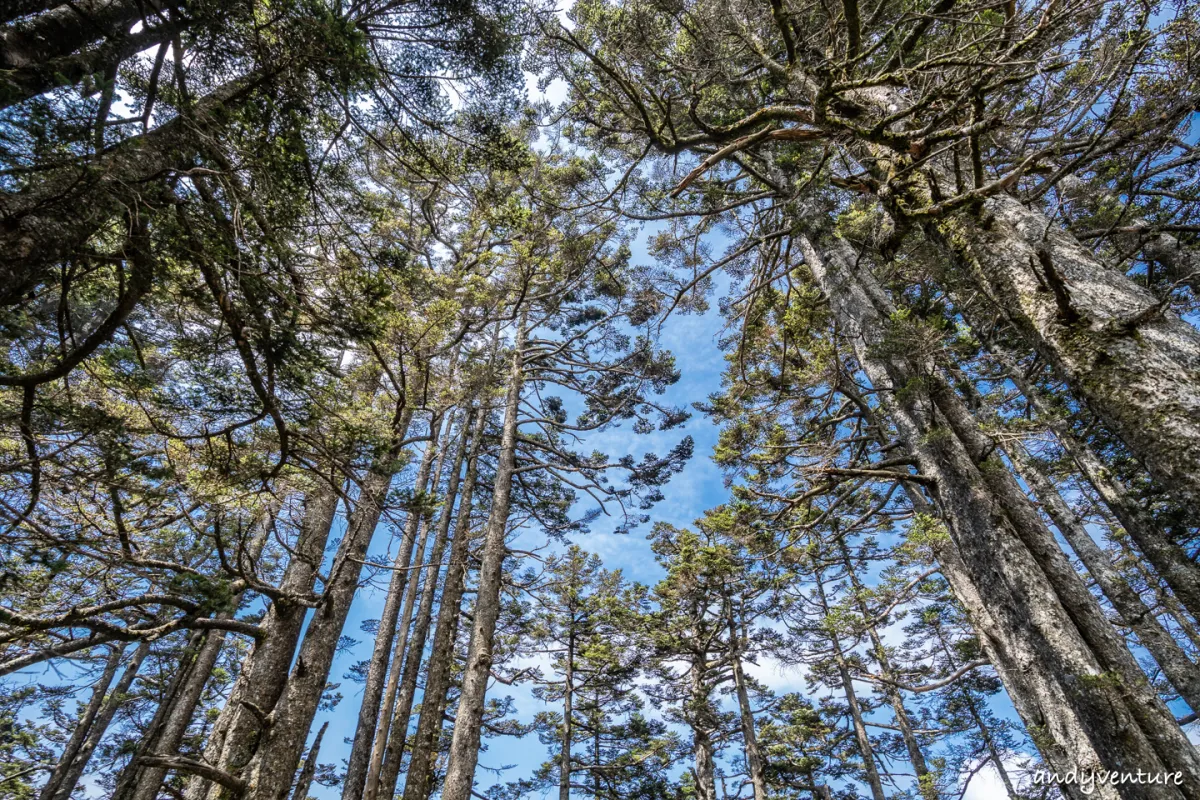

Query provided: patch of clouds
[959,754,1039,800]
[744,654,808,695]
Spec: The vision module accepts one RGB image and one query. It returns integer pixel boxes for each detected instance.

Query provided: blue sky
[8,52,1065,800]
[313,216,1028,799]
[9,162,1028,800]
[318,216,736,793]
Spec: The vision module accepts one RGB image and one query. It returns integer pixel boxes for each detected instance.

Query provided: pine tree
[521,545,674,800]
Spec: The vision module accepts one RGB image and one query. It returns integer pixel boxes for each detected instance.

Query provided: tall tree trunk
[51,640,150,800]
[688,658,718,800]
[800,231,1200,799]
[1009,443,1200,713]
[116,632,205,800]
[371,408,476,800]
[725,599,767,800]
[837,540,934,799]
[989,346,1200,622]
[399,405,488,800]
[933,193,1200,506]
[240,405,425,800]
[367,429,451,790]
[341,414,445,800]
[189,470,350,800]
[814,574,886,800]
[191,368,388,800]
[592,706,601,800]
[122,518,273,800]
[881,477,1017,800]
[873,233,1200,791]
[125,628,233,800]
[289,722,327,800]
[885,477,1025,800]
[439,318,527,800]
[38,644,125,800]
[930,623,1018,799]
[560,627,575,800]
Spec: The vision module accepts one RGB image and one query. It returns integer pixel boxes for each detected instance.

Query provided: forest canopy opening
[1,0,1198,799]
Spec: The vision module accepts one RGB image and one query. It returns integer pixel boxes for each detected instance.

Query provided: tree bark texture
[122,518,273,800]
[1009,443,1200,714]
[934,194,1200,507]
[799,232,1200,799]
[688,659,718,800]
[0,75,264,303]
[989,347,1200,623]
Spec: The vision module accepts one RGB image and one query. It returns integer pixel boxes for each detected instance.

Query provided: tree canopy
[1,0,1199,798]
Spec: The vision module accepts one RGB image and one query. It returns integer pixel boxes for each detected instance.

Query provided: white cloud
[744,654,807,694]
[959,754,1038,800]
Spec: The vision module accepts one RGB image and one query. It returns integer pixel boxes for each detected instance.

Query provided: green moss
[1077,670,1124,690]
[920,426,954,447]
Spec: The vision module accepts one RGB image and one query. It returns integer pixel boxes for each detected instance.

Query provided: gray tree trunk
[239,405,422,800]
[935,193,1200,506]
[1009,443,1200,714]
[341,414,444,800]
[725,601,767,800]
[814,574,886,800]
[189,475,347,800]
[0,74,262,302]
[688,660,718,800]
[1,14,186,110]
[559,627,575,800]
[289,721,327,800]
[990,347,1200,622]
[1,0,149,70]
[0,0,186,110]
[439,318,527,800]
[130,630,233,800]
[375,406,482,800]
[38,644,125,800]
[838,540,935,799]
[114,632,205,800]
[51,640,150,800]
[191,366,388,800]
[398,405,488,800]
[123,517,273,800]
[800,232,1200,799]
[848,83,1200,506]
